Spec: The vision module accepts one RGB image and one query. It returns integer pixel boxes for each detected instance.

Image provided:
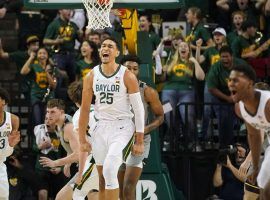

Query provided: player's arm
[124,70,144,155]
[246,122,261,182]
[6,114,20,157]
[79,71,94,146]
[144,86,164,134]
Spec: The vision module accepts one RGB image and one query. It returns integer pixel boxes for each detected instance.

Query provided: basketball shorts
[125,134,151,168]
[91,119,135,166]
[0,162,8,200]
[257,146,270,188]
[69,154,99,200]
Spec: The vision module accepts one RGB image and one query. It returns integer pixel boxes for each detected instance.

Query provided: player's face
[213,33,225,45]
[37,48,48,62]
[81,41,93,57]
[100,39,119,64]
[228,70,253,103]
[89,35,101,45]
[0,97,6,110]
[233,14,244,29]
[124,61,139,77]
[46,107,62,125]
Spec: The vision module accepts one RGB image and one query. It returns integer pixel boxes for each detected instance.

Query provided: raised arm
[20,51,35,75]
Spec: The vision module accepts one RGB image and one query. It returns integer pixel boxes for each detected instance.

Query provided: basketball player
[118,55,164,199]
[228,64,270,199]
[0,87,20,200]
[78,37,145,200]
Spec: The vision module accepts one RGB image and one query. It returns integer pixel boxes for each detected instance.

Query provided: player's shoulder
[10,113,19,123]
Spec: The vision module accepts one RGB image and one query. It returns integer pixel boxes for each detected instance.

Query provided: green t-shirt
[44,18,78,52]
[164,60,195,90]
[76,59,97,79]
[29,63,53,103]
[185,22,211,46]
[227,30,240,47]
[232,35,256,59]
[207,57,246,95]
[203,46,220,72]
[148,31,161,51]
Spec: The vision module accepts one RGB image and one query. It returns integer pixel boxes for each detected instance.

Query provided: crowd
[0,0,270,199]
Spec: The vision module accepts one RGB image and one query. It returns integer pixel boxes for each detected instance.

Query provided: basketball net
[82,0,114,30]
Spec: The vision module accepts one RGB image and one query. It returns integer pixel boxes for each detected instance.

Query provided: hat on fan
[26,35,39,45]
[212,28,226,37]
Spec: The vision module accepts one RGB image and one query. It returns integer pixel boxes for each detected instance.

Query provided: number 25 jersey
[93,65,133,121]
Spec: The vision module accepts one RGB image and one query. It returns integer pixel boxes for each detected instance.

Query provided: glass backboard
[24,0,185,9]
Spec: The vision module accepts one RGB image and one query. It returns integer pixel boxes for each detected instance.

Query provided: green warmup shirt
[203,46,220,72]
[231,35,257,59]
[44,18,78,52]
[207,57,247,96]
[29,63,53,103]
[164,60,195,91]
[76,59,97,79]
[185,22,211,47]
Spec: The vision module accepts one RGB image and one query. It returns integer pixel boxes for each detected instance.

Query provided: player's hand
[39,140,52,150]
[8,130,20,147]
[75,172,83,185]
[80,140,92,153]
[247,168,259,185]
[63,164,71,177]
[50,167,61,175]
[8,156,22,169]
[132,142,144,156]
[239,159,251,175]
[39,157,56,168]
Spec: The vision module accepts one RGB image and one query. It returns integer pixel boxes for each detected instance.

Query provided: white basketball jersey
[0,112,12,162]
[239,90,270,141]
[93,65,133,121]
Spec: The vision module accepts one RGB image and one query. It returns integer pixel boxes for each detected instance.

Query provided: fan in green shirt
[0,35,40,99]
[76,41,100,80]
[185,7,213,52]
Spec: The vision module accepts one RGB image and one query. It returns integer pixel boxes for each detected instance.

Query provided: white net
[82,0,114,30]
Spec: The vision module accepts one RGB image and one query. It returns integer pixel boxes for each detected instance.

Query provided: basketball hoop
[82,0,114,30]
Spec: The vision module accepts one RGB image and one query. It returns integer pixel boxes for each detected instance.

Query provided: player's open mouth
[102,53,109,58]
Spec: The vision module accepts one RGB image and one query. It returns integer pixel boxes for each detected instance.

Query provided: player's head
[0,87,10,108]
[121,55,141,78]
[26,35,39,52]
[219,45,233,69]
[46,99,65,124]
[67,81,83,107]
[228,64,256,103]
[100,37,120,64]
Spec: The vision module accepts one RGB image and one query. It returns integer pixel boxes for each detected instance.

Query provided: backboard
[24,0,185,9]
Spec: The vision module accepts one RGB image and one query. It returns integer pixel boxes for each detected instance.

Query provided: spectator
[196,27,227,143]
[0,0,22,19]
[76,40,100,80]
[139,13,161,51]
[227,11,246,46]
[185,6,213,52]
[20,47,57,126]
[206,46,246,147]
[232,20,270,59]
[43,9,82,100]
[87,30,101,47]
[0,35,40,100]
[161,41,204,145]
[213,144,248,200]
